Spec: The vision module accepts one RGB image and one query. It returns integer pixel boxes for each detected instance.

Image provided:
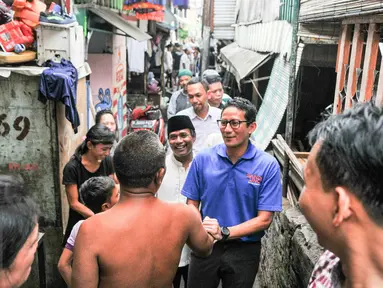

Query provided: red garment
[131,106,152,120]
[12,0,46,28]
[0,20,34,52]
[309,250,343,288]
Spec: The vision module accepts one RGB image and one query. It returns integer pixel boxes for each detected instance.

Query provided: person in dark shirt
[62,124,116,246]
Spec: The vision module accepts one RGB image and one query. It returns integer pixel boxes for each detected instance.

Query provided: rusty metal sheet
[220,42,272,86]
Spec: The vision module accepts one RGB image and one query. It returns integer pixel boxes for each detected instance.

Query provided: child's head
[79,176,119,214]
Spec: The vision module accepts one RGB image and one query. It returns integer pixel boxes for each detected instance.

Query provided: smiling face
[220,107,256,149]
[5,224,39,288]
[187,83,209,115]
[208,82,224,108]
[99,113,117,133]
[168,128,195,158]
[88,143,113,162]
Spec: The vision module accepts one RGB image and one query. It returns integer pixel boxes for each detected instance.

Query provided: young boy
[58,176,119,287]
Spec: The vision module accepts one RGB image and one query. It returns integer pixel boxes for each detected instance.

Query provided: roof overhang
[89,8,151,41]
[220,42,272,86]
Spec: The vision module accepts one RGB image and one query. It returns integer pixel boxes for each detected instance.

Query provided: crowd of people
[1,66,383,288]
[164,42,201,91]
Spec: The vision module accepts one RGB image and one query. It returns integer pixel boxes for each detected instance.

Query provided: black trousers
[187,241,261,288]
[173,265,189,288]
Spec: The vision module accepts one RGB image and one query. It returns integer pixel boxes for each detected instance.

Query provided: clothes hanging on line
[127,37,147,73]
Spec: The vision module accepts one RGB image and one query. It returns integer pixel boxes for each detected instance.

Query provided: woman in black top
[62,124,115,245]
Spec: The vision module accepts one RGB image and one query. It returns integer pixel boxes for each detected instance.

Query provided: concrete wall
[255,198,324,288]
[0,73,89,287]
[57,77,89,232]
[0,73,64,287]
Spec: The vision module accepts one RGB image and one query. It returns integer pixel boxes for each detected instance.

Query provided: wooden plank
[359,23,380,103]
[277,134,303,175]
[345,24,364,109]
[342,15,383,25]
[294,152,310,158]
[333,24,352,114]
[375,56,383,107]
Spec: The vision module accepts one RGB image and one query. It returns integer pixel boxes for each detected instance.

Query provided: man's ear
[248,122,257,135]
[155,167,166,186]
[333,186,353,227]
[207,90,212,100]
[101,202,109,212]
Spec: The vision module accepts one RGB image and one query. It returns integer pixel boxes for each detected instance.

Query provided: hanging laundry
[127,37,147,73]
[39,58,80,133]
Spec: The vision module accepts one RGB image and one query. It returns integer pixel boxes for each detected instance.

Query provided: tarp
[220,42,272,86]
[89,8,151,42]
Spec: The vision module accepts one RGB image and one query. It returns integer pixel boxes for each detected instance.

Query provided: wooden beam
[359,23,380,103]
[333,24,352,114]
[345,24,364,109]
[376,56,383,107]
[342,15,383,25]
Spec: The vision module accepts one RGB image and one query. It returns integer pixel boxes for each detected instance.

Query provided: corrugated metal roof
[251,45,304,150]
[300,0,383,22]
[251,55,291,150]
[213,0,236,40]
[236,0,279,24]
[235,20,293,59]
[220,42,272,86]
[279,0,299,23]
[90,8,151,41]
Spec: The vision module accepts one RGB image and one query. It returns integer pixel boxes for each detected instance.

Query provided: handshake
[202,216,223,241]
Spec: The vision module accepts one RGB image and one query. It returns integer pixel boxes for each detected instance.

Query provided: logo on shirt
[247,173,262,185]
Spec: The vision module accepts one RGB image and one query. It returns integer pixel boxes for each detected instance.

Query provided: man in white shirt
[177,78,221,154]
[164,43,173,89]
[157,115,196,288]
[180,46,192,71]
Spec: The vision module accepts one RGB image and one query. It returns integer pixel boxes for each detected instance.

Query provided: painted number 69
[0,114,30,141]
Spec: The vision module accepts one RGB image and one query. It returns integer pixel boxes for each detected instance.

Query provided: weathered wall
[255,198,323,288]
[0,73,64,287]
[57,77,88,233]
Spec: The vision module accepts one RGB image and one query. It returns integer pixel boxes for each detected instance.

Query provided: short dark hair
[0,175,39,269]
[113,130,166,188]
[79,176,115,214]
[308,103,383,226]
[204,75,222,86]
[185,77,209,92]
[75,124,115,157]
[222,97,257,124]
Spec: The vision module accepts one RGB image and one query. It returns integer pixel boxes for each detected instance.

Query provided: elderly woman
[0,175,39,288]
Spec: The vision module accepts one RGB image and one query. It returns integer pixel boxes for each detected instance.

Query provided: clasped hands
[202,216,223,241]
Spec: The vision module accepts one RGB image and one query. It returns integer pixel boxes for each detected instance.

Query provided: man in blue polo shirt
[182,97,282,288]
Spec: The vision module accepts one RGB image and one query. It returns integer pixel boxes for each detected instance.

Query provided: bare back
[72,196,212,288]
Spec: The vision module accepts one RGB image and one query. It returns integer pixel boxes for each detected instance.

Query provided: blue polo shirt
[181,142,282,242]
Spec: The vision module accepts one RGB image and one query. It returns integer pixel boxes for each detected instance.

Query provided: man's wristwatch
[220,226,230,241]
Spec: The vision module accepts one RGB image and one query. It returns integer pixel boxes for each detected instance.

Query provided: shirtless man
[72,130,220,288]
